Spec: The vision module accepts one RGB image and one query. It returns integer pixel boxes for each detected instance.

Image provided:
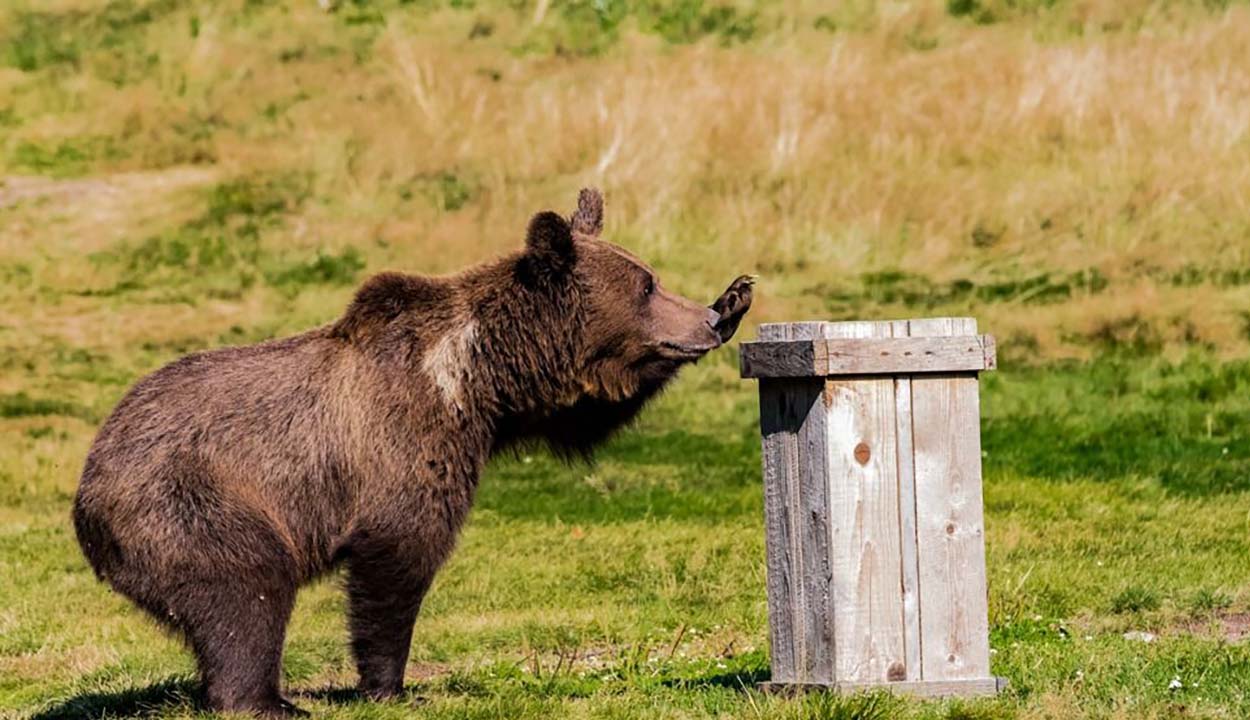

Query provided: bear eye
[643,276,655,297]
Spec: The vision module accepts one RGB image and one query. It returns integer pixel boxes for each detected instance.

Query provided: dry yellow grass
[3,1,1250,363]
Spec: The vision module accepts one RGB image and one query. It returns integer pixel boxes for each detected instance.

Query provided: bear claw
[711,274,755,342]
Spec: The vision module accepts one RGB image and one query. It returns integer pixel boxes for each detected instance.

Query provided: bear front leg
[346,546,433,700]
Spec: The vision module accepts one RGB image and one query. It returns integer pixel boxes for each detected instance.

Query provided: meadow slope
[2,1,1250,718]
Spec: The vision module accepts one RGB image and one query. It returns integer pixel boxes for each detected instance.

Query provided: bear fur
[72,189,752,716]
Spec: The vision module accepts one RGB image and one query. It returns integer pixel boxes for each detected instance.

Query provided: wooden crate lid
[740,318,996,378]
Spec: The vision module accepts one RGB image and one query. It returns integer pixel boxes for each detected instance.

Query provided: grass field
[3,0,1250,718]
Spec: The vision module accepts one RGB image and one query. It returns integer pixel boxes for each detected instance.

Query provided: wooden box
[739,318,1003,697]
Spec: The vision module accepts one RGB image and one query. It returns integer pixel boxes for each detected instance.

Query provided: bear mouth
[657,341,718,360]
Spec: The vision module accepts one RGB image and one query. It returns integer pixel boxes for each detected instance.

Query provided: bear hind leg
[179,574,303,717]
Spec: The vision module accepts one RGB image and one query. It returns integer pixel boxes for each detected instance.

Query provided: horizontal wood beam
[739,335,997,378]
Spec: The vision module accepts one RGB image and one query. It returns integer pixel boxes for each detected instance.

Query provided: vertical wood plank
[909,318,992,681]
[822,321,906,683]
[789,322,836,684]
[758,322,833,683]
[759,378,796,682]
[890,319,923,682]
[758,323,798,682]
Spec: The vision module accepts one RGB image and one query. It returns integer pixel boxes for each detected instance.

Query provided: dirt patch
[0,167,218,258]
[0,176,117,208]
[1176,612,1250,643]
[0,168,216,209]
[406,661,452,681]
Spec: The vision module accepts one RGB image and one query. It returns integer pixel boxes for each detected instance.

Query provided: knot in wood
[853,442,871,465]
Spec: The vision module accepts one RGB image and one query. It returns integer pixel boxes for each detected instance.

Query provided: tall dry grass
[3,0,1250,361]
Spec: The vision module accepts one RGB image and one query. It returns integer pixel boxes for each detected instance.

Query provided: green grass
[4,352,1250,719]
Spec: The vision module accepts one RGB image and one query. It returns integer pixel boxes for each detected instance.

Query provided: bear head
[502,188,739,459]
[520,189,723,405]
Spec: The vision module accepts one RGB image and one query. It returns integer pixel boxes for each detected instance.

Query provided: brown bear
[72,189,753,717]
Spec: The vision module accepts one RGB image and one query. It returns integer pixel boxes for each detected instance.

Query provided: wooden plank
[757,322,799,683]
[822,321,907,684]
[758,677,1003,698]
[758,322,833,683]
[739,338,817,378]
[740,335,995,378]
[909,317,993,682]
[790,322,836,684]
[758,375,798,682]
[890,319,923,682]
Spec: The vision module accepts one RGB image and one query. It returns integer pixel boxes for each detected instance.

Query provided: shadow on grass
[294,684,365,704]
[30,678,200,720]
[661,666,770,691]
[32,681,428,718]
[295,685,428,707]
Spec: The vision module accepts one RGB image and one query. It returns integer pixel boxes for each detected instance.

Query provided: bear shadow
[30,677,200,720]
[294,684,428,707]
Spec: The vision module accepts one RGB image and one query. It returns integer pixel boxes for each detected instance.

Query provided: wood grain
[757,322,834,683]
[889,319,923,682]
[822,321,907,683]
[752,317,995,695]
[757,322,800,682]
[909,317,992,681]
[791,323,836,684]
[740,335,996,378]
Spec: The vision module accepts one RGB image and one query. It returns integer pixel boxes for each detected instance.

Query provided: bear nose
[703,308,722,345]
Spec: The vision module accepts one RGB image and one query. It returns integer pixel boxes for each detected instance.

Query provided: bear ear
[569,187,604,238]
[525,210,575,267]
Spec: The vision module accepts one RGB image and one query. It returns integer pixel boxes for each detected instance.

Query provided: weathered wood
[889,319,923,683]
[758,376,797,682]
[758,677,1004,698]
[757,322,800,683]
[740,335,996,378]
[750,317,996,697]
[909,317,992,681]
[740,339,818,378]
[791,323,836,684]
[822,322,906,683]
[757,322,835,683]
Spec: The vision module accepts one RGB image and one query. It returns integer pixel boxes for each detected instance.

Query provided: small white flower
[1168,677,1183,691]
[1084,635,1093,641]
